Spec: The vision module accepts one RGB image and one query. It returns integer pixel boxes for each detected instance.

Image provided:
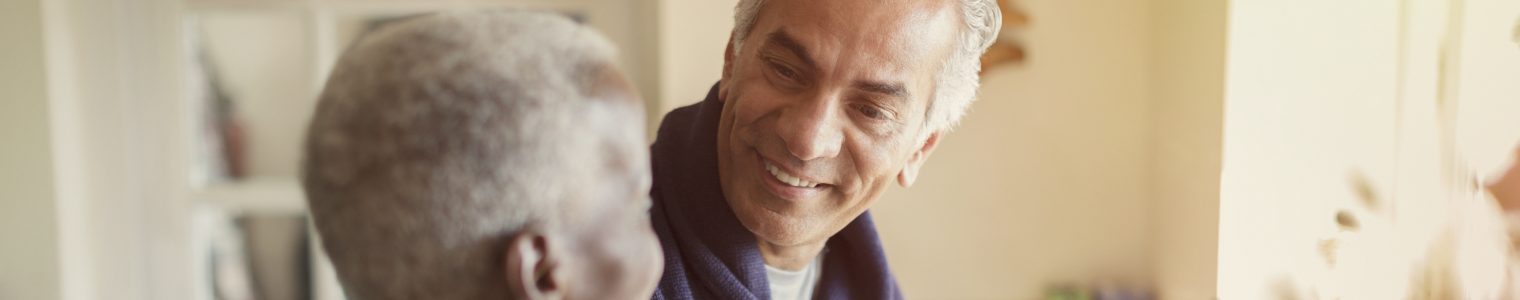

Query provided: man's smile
[765,160,819,187]
[756,153,830,201]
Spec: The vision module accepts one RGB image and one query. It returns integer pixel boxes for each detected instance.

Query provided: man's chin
[730,205,827,246]
[751,227,828,248]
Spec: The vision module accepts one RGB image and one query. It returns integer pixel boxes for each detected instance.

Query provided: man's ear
[504,230,563,300]
[898,130,945,188]
[718,34,737,102]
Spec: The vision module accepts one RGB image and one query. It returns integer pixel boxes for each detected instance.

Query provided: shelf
[194,176,307,214]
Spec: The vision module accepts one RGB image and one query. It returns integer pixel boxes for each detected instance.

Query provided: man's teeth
[765,161,819,188]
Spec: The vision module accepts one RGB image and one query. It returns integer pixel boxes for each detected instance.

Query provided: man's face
[715,0,960,247]
[559,69,663,300]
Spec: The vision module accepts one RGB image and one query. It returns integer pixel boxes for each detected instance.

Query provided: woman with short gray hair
[302,10,661,300]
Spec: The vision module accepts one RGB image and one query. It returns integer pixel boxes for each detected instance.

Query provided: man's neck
[756,235,827,271]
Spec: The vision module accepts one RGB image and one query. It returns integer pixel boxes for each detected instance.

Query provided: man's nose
[777,95,843,161]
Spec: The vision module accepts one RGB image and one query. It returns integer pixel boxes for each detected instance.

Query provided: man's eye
[858,104,886,119]
[770,62,800,80]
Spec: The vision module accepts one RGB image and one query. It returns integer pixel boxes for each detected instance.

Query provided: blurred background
[2,0,1518,299]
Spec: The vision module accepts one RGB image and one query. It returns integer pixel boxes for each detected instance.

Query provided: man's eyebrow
[853,81,910,101]
[764,29,816,68]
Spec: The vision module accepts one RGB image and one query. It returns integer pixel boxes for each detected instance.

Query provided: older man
[301,11,661,300]
[648,0,1001,299]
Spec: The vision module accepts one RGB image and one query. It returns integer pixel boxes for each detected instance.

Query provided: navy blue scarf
[648,83,904,300]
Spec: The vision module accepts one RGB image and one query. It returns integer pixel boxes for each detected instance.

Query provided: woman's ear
[504,230,564,300]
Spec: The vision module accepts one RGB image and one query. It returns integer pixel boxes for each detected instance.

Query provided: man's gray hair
[301,10,622,299]
[730,0,1001,132]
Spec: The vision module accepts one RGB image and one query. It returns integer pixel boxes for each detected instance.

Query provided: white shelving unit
[193,177,306,214]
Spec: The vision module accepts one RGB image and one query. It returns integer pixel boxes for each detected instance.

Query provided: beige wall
[1148,0,1224,299]
[0,0,62,299]
[656,0,737,113]
[872,0,1156,298]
